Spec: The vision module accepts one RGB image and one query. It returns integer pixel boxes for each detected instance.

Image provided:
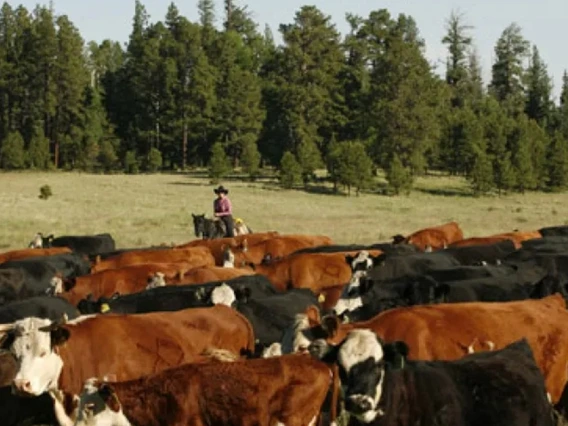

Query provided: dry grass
[0,170,567,251]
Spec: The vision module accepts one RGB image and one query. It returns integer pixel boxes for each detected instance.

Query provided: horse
[192,214,226,239]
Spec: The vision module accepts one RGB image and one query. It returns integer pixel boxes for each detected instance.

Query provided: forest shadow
[414,186,474,198]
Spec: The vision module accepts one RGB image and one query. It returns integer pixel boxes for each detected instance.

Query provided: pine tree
[493,152,516,196]
[525,45,553,128]
[0,131,26,169]
[97,139,118,172]
[469,148,494,195]
[489,23,530,116]
[240,138,261,179]
[209,142,231,183]
[27,125,50,169]
[386,154,413,195]
[546,132,568,190]
[279,151,302,189]
[144,147,163,172]
[330,141,374,196]
[558,71,568,139]
[296,139,323,185]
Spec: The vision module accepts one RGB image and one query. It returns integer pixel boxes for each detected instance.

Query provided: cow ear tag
[100,304,111,313]
[318,294,326,303]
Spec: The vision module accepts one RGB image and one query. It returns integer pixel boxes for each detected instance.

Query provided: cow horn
[0,323,15,333]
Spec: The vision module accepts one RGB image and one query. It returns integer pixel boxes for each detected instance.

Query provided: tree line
[1,1,568,195]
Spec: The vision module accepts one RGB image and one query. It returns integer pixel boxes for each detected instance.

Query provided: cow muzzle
[12,379,35,397]
[345,394,374,415]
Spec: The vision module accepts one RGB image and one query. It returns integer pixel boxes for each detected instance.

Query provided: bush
[144,147,163,172]
[209,142,231,183]
[327,141,373,196]
[386,154,413,195]
[97,139,118,172]
[297,140,323,185]
[0,131,26,170]
[124,150,140,174]
[39,185,53,200]
[469,150,494,196]
[279,151,302,189]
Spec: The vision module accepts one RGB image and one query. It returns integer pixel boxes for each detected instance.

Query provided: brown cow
[392,221,464,251]
[0,247,72,265]
[287,294,568,403]
[0,304,255,396]
[50,354,335,426]
[227,234,335,267]
[239,250,382,310]
[61,262,196,306]
[177,232,279,266]
[147,266,255,288]
[449,230,542,249]
[90,246,214,273]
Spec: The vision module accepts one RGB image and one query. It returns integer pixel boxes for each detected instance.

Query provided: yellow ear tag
[318,294,326,303]
[100,303,110,313]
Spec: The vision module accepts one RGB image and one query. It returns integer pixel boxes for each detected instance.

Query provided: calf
[37,233,116,256]
[0,304,255,396]
[51,354,334,426]
[310,331,555,426]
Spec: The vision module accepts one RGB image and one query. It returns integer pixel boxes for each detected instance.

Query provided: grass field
[0,170,567,251]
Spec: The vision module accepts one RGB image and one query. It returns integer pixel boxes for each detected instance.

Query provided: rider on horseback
[213,185,235,238]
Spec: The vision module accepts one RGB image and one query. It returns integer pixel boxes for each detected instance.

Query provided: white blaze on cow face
[211,283,236,306]
[49,276,64,295]
[339,329,386,423]
[28,233,43,249]
[10,318,64,396]
[146,272,166,290]
[333,296,363,316]
[66,378,132,426]
[261,342,282,358]
[351,251,372,271]
[223,247,235,268]
[280,313,312,354]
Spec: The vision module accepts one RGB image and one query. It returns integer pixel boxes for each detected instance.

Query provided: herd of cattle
[2,222,568,424]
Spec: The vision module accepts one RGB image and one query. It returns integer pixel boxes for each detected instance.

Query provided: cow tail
[240,311,256,356]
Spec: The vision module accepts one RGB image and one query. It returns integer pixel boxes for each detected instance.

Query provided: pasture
[1,171,566,250]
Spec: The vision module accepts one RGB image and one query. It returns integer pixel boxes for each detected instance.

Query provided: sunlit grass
[0,170,566,251]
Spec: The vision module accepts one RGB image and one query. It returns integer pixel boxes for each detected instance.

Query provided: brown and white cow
[0,304,255,396]
[280,294,568,404]
[50,354,336,426]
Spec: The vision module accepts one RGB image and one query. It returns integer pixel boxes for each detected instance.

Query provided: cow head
[50,378,131,426]
[391,234,408,245]
[222,246,235,268]
[47,274,64,296]
[210,283,236,307]
[0,316,70,396]
[28,232,44,248]
[280,312,342,354]
[146,272,166,290]
[309,329,394,423]
[192,214,206,239]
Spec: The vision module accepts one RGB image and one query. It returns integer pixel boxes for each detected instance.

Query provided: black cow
[290,243,419,257]
[0,296,80,324]
[31,233,116,256]
[77,274,277,315]
[442,239,517,265]
[539,225,568,237]
[335,264,552,322]
[0,268,58,306]
[0,253,91,280]
[0,385,58,426]
[309,332,556,426]
[232,287,319,355]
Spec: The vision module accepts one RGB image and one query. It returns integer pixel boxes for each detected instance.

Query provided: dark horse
[192,214,226,239]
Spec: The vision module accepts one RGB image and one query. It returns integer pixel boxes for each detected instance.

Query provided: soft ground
[0,171,566,250]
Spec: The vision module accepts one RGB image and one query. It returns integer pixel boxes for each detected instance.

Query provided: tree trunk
[182,120,188,170]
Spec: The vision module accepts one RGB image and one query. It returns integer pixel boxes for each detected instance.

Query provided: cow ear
[321,315,339,338]
[305,305,321,325]
[0,331,15,351]
[63,277,76,292]
[345,255,355,267]
[383,340,409,369]
[99,384,121,413]
[51,328,70,347]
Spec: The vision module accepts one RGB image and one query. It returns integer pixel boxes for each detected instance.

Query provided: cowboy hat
[214,185,229,195]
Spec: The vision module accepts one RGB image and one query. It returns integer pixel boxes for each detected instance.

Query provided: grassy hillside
[0,171,566,250]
